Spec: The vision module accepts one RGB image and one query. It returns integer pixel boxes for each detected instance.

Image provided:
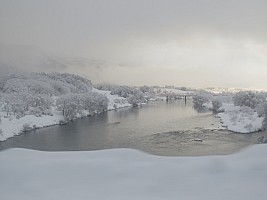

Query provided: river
[0,100,262,156]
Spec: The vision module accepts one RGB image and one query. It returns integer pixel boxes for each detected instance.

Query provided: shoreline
[1,100,265,157]
[0,89,132,142]
[0,104,133,142]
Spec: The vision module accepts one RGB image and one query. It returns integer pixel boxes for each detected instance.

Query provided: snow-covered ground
[1,145,267,200]
[92,88,131,110]
[218,103,263,133]
[204,87,266,94]
[0,108,64,141]
[0,89,131,141]
[203,101,263,133]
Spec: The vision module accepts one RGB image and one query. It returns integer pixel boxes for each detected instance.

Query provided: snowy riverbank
[1,145,267,200]
[1,89,264,142]
[203,101,263,133]
[0,89,131,141]
[218,103,263,133]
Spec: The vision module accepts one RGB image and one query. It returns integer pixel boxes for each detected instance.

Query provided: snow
[201,100,263,133]
[160,88,193,95]
[204,87,267,94]
[217,103,263,133]
[0,89,131,141]
[92,88,131,110]
[0,108,64,141]
[203,101,213,110]
[1,145,267,200]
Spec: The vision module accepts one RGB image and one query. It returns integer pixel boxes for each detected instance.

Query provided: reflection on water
[0,100,263,156]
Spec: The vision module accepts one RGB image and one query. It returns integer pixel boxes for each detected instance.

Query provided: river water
[0,100,262,156]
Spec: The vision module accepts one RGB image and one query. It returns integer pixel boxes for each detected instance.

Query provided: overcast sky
[1,0,267,88]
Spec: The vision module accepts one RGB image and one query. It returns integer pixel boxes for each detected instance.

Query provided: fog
[1,0,267,88]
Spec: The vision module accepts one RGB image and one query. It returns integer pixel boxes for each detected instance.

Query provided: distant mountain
[56,57,117,82]
[0,43,121,83]
[59,57,108,69]
[0,43,67,72]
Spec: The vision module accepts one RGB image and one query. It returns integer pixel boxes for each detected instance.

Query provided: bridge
[165,93,196,101]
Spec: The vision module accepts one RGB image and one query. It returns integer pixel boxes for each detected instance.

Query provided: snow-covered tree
[56,92,108,121]
[212,99,223,113]
[56,94,79,120]
[92,93,108,113]
[192,92,213,112]
[233,91,266,109]
[0,72,111,125]
[22,123,32,132]
[139,85,151,93]
[127,90,145,107]
[256,102,266,117]
[193,93,211,108]
[261,104,267,130]
[1,93,23,116]
[1,72,92,96]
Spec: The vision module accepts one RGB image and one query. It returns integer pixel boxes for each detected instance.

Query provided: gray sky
[1,0,267,88]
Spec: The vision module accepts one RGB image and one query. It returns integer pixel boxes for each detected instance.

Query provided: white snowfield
[0,89,131,141]
[0,108,64,141]
[203,101,263,133]
[1,145,267,200]
[218,103,263,133]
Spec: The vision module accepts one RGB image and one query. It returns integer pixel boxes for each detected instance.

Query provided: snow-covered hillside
[1,145,267,200]
[204,87,267,94]
[0,91,131,141]
[0,73,132,141]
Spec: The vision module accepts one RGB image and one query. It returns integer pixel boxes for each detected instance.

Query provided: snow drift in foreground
[1,145,267,200]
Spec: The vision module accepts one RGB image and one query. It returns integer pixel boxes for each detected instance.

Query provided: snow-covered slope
[1,145,267,200]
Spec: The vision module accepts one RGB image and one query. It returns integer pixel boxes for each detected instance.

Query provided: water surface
[0,100,263,156]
